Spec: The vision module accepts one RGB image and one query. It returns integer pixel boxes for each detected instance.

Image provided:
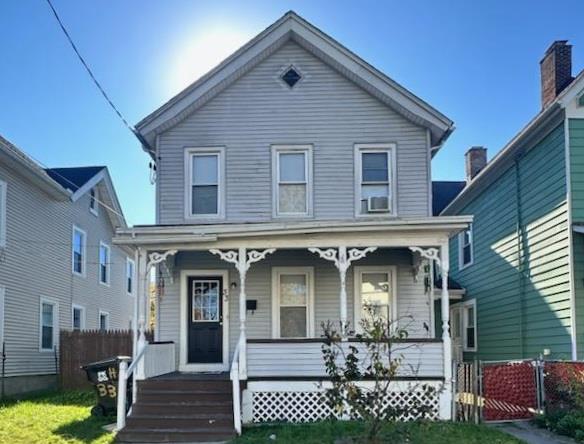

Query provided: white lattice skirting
[242,380,445,424]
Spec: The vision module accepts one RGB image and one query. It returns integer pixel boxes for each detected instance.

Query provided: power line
[44,0,154,153]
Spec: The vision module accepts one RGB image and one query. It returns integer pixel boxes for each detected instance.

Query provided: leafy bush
[535,411,584,442]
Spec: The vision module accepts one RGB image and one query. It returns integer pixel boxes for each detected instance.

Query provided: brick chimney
[465,147,487,183]
[540,40,573,109]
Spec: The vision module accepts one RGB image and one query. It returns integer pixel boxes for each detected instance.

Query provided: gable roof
[45,166,106,192]
[442,68,584,216]
[432,181,466,216]
[136,11,454,153]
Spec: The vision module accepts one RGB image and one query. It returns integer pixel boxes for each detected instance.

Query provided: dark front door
[188,276,223,363]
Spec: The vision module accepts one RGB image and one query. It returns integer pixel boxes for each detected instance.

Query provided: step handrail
[116,342,148,431]
[230,334,244,435]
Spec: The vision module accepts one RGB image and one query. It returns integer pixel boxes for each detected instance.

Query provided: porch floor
[150,371,230,381]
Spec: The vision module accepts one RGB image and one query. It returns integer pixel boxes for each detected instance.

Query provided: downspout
[514,156,526,357]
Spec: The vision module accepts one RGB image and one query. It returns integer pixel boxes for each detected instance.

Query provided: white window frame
[0,180,6,247]
[71,304,86,331]
[72,226,87,277]
[354,143,397,217]
[98,241,111,286]
[353,266,398,332]
[462,299,477,352]
[89,187,98,216]
[126,257,135,296]
[271,267,315,339]
[271,145,313,218]
[39,297,58,352]
[99,310,110,331]
[458,224,474,270]
[0,286,5,348]
[184,147,225,220]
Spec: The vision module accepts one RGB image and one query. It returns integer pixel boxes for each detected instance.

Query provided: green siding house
[441,41,584,362]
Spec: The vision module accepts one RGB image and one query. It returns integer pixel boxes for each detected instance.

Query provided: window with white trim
[0,180,6,247]
[72,305,85,331]
[99,311,110,331]
[72,226,86,276]
[89,187,98,215]
[99,242,110,285]
[40,298,57,351]
[273,146,312,216]
[186,148,224,217]
[126,258,135,295]
[462,299,477,352]
[355,145,394,215]
[272,268,314,338]
[458,224,473,269]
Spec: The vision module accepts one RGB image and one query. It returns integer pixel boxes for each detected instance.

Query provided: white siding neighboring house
[0,135,134,395]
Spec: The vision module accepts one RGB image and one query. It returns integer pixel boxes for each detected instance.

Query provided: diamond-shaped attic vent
[282,67,301,88]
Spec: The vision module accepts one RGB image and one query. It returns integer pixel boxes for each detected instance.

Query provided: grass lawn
[232,421,524,444]
[0,390,115,444]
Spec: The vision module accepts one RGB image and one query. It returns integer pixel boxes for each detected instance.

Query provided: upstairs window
[355,144,395,215]
[99,242,110,285]
[458,224,474,269]
[186,148,224,218]
[89,187,98,215]
[126,258,135,295]
[273,146,312,217]
[0,180,6,247]
[281,66,302,88]
[72,226,86,276]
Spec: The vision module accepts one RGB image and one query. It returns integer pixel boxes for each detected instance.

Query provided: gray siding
[158,248,431,365]
[0,163,133,377]
[157,40,430,224]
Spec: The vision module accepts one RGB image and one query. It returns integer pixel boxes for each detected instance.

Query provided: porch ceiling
[114,216,472,250]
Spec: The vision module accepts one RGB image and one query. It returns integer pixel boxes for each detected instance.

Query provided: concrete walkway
[491,421,577,444]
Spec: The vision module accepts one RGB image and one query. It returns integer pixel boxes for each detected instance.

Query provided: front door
[188,276,223,363]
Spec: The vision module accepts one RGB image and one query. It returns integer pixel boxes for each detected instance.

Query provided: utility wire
[44,0,154,152]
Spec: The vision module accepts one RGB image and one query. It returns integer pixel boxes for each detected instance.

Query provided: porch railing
[230,334,246,435]
[116,342,148,431]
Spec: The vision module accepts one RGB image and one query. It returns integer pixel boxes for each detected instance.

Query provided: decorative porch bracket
[410,245,452,419]
[210,247,276,378]
[309,246,377,337]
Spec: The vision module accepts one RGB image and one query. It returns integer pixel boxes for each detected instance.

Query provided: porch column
[440,242,452,419]
[210,248,276,379]
[309,246,376,336]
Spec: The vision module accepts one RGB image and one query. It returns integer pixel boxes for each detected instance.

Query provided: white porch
[112,217,470,430]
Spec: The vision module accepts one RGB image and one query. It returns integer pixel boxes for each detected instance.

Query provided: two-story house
[114,12,470,442]
[440,41,584,363]
[0,135,135,396]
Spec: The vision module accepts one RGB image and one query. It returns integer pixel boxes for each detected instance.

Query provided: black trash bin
[82,356,132,417]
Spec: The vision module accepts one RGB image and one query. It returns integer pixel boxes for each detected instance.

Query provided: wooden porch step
[138,379,231,391]
[131,401,233,415]
[116,427,235,443]
[126,414,233,429]
[137,391,232,403]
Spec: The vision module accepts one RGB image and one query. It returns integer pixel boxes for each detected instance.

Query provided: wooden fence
[60,330,143,390]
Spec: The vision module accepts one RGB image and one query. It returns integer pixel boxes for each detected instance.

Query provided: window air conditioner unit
[367,196,389,212]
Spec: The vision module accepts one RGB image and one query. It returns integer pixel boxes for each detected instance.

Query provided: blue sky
[1,1,583,225]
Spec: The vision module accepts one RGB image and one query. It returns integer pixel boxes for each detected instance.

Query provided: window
[458,224,474,269]
[99,311,110,331]
[355,144,395,215]
[0,180,6,247]
[273,146,312,216]
[126,258,135,295]
[354,266,396,332]
[462,300,477,352]
[72,305,85,331]
[89,187,98,215]
[272,267,314,338]
[185,148,224,218]
[281,66,302,88]
[40,298,57,351]
[72,226,86,276]
[99,242,110,285]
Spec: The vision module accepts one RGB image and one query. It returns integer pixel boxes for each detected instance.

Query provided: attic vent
[281,67,301,88]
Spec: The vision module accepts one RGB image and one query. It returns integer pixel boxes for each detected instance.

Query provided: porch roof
[113,216,472,250]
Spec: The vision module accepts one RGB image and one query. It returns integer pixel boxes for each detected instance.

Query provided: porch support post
[440,242,452,419]
[210,248,276,379]
[309,246,376,336]
[136,248,148,356]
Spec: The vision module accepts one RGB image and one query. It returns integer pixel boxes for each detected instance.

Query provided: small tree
[321,310,438,443]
